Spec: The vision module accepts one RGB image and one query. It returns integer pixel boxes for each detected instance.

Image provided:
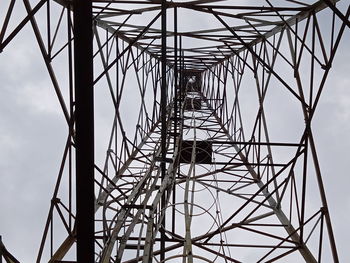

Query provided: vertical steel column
[179,36,183,103]
[115,37,119,193]
[173,8,178,147]
[0,235,2,263]
[73,0,94,262]
[172,6,178,234]
[160,0,167,261]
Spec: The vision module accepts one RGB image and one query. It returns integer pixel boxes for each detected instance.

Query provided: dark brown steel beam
[160,0,167,261]
[73,0,95,262]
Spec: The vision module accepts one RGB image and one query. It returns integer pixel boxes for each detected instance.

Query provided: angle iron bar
[208,0,341,70]
[212,10,308,108]
[0,0,16,45]
[113,169,162,262]
[94,11,162,85]
[141,134,182,262]
[99,154,162,263]
[0,0,47,52]
[200,95,317,262]
[47,120,161,261]
[20,0,71,124]
[322,0,350,28]
[257,209,322,262]
[99,108,175,261]
[309,5,350,120]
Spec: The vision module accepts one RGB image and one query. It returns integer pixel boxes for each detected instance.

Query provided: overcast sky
[1,1,350,262]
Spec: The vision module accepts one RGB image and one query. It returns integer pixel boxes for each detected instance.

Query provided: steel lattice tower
[1,0,349,262]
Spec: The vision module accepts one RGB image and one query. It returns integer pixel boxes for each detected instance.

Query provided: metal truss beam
[1,0,349,262]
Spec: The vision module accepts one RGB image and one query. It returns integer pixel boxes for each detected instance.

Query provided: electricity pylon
[1,0,349,262]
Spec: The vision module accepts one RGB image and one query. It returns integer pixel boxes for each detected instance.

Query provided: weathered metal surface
[1,0,349,262]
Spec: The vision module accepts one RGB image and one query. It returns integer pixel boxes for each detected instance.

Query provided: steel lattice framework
[1,0,349,262]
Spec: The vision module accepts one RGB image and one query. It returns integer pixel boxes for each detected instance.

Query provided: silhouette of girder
[1,0,349,262]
